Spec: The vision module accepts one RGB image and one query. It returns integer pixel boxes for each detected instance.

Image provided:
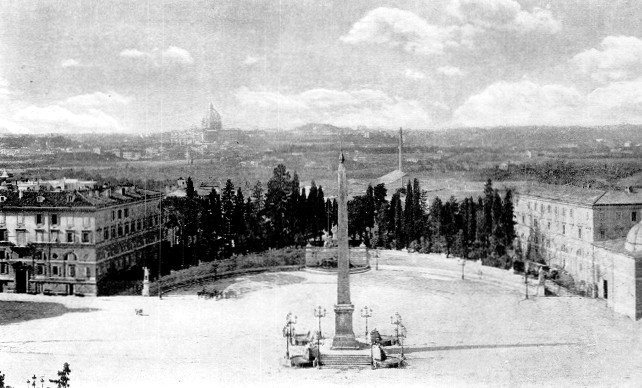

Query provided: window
[0,229,6,241]
[37,265,44,275]
[36,230,44,243]
[104,229,109,240]
[562,208,566,217]
[51,214,59,226]
[124,224,130,235]
[68,265,76,278]
[599,212,605,221]
[534,219,538,228]
[570,209,573,218]
[111,227,116,239]
[554,207,558,215]
[52,266,59,276]
[562,224,566,235]
[137,220,142,231]
[0,263,8,274]
[600,230,606,239]
[17,230,26,246]
[118,210,122,219]
[66,252,77,261]
[82,231,91,243]
[83,217,90,228]
[85,267,91,278]
[547,205,551,213]
[0,250,4,260]
[118,225,123,237]
[522,215,525,224]
[633,211,638,222]
[547,222,551,230]
[578,228,582,239]
[51,230,60,243]
[17,213,24,226]
[124,208,129,218]
[36,214,43,225]
[66,231,74,243]
[112,211,115,221]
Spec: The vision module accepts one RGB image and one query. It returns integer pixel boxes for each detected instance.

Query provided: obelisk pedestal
[332,153,359,349]
[142,267,150,297]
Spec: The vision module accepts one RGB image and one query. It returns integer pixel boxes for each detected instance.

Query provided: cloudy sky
[2,0,642,133]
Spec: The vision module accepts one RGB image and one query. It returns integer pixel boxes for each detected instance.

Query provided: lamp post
[283,312,297,359]
[314,306,326,368]
[390,312,406,358]
[360,306,373,341]
[40,376,45,388]
[31,375,36,388]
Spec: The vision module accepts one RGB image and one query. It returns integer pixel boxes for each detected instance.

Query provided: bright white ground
[1,251,641,388]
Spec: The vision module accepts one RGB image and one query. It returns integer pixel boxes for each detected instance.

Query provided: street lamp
[390,312,406,358]
[40,376,45,388]
[360,306,373,341]
[314,306,326,368]
[283,312,297,359]
[31,375,36,388]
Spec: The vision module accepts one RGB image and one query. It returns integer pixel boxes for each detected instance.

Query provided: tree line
[163,164,517,270]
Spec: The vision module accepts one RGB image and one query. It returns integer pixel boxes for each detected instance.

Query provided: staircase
[320,354,372,368]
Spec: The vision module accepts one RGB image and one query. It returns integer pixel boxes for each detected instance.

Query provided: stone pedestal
[142,267,150,297]
[332,304,359,349]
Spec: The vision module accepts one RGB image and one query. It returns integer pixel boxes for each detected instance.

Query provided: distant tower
[202,103,222,143]
[398,127,403,172]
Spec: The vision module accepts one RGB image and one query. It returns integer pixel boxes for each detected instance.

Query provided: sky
[2,0,642,134]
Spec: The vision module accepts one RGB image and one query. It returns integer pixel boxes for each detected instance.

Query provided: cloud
[62,91,131,108]
[452,78,642,127]
[61,59,81,68]
[9,91,132,133]
[242,55,262,66]
[452,80,585,127]
[448,0,560,35]
[437,66,465,77]
[161,46,194,65]
[404,69,426,80]
[340,7,457,55]
[14,105,122,131]
[234,87,432,129]
[572,36,642,83]
[119,46,194,66]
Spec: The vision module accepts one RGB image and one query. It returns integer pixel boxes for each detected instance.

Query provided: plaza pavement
[1,251,641,387]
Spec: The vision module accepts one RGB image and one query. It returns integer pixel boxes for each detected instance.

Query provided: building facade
[515,184,642,319]
[0,186,162,296]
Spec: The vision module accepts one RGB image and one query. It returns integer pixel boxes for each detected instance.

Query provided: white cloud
[234,87,431,129]
[341,7,457,55]
[14,105,122,131]
[161,46,194,65]
[572,36,642,83]
[119,49,148,59]
[62,91,131,108]
[437,66,465,77]
[61,59,81,68]
[242,55,262,66]
[452,81,585,127]
[452,78,642,127]
[449,0,560,35]
[119,46,194,66]
[404,69,426,80]
[9,91,132,133]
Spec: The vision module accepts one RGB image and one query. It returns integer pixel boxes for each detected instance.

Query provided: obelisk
[332,153,359,349]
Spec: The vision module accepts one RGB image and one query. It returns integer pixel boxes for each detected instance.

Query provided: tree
[404,181,415,247]
[221,179,236,237]
[266,164,293,247]
[49,362,71,388]
[502,190,517,249]
[186,176,195,198]
[232,187,247,253]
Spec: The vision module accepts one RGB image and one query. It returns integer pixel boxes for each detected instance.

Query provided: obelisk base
[331,304,359,349]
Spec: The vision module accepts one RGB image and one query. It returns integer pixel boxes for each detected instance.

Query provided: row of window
[526,201,586,220]
[0,229,93,244]
[0,261,92,278]
[100,215,159,241]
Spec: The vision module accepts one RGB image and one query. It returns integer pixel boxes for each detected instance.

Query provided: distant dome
[205,103,222,131]
[625,223,642,253]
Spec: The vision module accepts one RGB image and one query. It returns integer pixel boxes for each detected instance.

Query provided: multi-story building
[515,184,642,319]
[0,186,162,296]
